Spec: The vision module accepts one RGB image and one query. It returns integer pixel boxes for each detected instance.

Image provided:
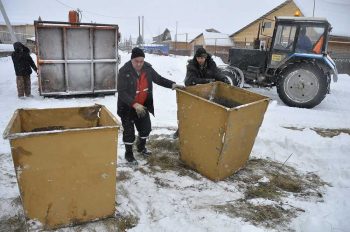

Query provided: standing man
[11,42,38,98]
[173,47,228,138]
[184,47,228,86]
[117,47,183,164]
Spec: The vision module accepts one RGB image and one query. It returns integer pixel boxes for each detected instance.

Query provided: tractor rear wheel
[218,65,244,87]
[277,62,328,108]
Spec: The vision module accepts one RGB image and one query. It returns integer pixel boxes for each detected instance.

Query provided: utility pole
[139,16,141,38]
[137,16,143,46]
[0,0,17,42]
[214,39,217,56]
[313,0,316,17]
[175,21,178,55]
[142,16,144,45]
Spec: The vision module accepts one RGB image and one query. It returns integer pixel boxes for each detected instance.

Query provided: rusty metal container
[34,20,120,96]
[3,105,119,230]
[176,82,269,181]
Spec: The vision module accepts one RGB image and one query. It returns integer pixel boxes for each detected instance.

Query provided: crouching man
[117,47,184,164]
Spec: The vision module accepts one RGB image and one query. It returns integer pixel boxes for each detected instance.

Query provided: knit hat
[194,47,208,58]
[131,47,145,59]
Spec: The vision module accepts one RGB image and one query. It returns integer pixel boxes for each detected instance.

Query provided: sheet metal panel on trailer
[34,21,120,96]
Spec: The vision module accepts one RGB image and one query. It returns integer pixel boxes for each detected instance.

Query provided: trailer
[35,20,120,96]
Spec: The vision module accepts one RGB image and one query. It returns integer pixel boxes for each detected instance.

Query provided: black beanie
[195,47,207,58]
[131,47,145,59]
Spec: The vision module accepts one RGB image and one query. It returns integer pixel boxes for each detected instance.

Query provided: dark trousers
[121,112,152,144]
[16,75,31,97]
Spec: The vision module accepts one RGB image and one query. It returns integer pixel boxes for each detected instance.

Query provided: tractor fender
[288,53,338,82]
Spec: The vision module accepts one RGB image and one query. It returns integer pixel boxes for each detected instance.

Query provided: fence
[0,31,34,44]
[331,52,350,75]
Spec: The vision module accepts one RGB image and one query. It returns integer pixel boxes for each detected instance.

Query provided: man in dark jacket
[173,48,228,139]
[296,27,313,53]
[184,47,227,86]
[11,42,37,98]
[117,47,183,164]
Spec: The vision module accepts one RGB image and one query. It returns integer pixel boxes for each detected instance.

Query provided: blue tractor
[221,16,338,108]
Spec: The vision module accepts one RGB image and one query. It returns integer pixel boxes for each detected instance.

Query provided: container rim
[2,104,120,140]
[4,125,119,140]
[176,87,270,110]
[227,98,270,111]
[2,109,20,140]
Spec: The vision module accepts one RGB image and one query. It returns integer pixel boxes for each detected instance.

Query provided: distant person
[296,27,312,53]
[11,42,37,98]
[173,48,229,138]
[184,47,229,86]
[117,47,184,164]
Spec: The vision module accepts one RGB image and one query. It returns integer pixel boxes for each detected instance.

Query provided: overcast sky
[0,0,305,41]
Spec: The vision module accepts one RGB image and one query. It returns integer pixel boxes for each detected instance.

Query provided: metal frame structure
[34,21,120,96]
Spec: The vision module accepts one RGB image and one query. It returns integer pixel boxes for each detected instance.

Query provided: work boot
[125,144,138,164]
[137,138,152,156]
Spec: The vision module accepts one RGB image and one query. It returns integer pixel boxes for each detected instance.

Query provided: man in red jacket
[117,47,183,164]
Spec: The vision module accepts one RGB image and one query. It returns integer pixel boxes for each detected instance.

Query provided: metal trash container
[3,104,120,230]
[176,82,269,181]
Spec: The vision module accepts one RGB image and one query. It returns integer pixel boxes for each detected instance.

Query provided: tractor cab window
[296,26,325,54]
[273,25,297,51]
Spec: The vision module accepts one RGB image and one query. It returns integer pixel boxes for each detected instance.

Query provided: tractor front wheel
[277,63,328,108]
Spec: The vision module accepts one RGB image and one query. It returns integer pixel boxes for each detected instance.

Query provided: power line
[53,0,74,9]
[53,0,135,20]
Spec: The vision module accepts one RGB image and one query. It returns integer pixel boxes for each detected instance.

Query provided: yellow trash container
[176,82,269,181]
[3,104,120,230]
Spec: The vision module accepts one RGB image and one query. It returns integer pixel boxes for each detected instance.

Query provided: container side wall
[177,90,227,180]
[217,99,269,179]
[98,106,119,127]
[9,110,22,134]
[216,83,268,105]
[10,128,117,229]
[184,83,215,99]
[185,83,267,107]
[19,106,101,132]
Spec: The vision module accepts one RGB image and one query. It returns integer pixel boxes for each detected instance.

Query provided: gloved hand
[133,103,147,118]
[172,83,185,90]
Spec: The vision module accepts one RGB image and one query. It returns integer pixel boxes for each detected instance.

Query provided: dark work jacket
[184,55,223,86]
[296,35,313,53]
[11,42,37,76]
[117,61,175,118]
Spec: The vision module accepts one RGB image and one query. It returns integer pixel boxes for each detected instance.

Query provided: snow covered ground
[0,51,349,232]
[0,44,14,52]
